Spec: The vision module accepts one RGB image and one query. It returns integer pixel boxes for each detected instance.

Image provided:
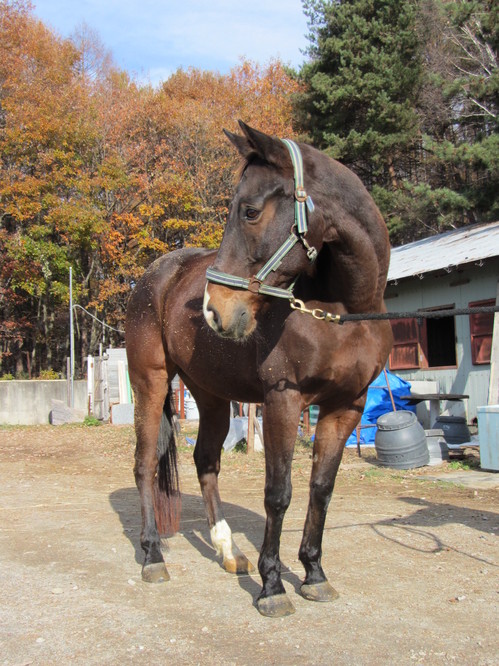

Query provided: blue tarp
[345,370,415,447]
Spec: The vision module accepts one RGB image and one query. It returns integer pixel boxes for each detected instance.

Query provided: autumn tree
[0,1,299,377]
[1,0,85,374]
[85,60,299,339]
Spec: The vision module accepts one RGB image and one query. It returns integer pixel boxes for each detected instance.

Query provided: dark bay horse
[125,122,393,617]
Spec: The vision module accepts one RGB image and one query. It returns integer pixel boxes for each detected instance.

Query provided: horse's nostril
[205,299,253,339]
[207,304,222,331]
[235,307,250,338]
[238,308,248,326]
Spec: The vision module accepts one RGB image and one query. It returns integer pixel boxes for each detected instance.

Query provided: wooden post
[247,403,256,454]
[303,408,310,435]
[383,367,396,412]
[488,281,499,405]
[179,379,185,419]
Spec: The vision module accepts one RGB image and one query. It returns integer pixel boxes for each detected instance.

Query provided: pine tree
[296,0,498,243]
[417,0,498,231]
[297,0,423,187]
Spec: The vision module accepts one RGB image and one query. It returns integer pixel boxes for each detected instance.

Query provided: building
[384,221,499,424]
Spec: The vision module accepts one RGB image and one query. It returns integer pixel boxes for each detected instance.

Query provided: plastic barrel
[309,405,319,427]
[375,411,429,469]
[185,398,199,420]
[431,416,470,447]
[425,429,449,466]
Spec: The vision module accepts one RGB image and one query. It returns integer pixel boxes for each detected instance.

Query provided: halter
[205,139,317,300]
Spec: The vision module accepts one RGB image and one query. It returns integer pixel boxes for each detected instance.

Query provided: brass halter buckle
[290,298,341,324]
[295,188,308,202]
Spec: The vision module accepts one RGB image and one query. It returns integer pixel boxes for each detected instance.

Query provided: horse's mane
[234,158,248,184]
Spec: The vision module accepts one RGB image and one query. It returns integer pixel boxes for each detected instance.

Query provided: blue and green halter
[205,139,317,300]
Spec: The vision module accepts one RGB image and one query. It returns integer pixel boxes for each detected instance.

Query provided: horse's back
[125,248,215,373]
[128,248,214,311]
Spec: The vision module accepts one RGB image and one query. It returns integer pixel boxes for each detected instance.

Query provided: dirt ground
[0,424,498,666]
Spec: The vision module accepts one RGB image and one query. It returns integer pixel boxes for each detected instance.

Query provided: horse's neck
[314,230,389,314]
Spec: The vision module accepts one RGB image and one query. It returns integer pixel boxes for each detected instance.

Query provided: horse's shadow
[109,487,304,602]
[395,496,499,536]
[109,487,499,606]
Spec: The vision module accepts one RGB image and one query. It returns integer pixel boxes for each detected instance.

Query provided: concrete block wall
[0,380,87,425]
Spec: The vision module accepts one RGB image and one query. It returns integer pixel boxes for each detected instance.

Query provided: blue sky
[32,1,310,86]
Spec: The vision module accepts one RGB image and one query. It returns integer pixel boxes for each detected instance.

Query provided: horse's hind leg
[298,401,365,602]
[131,368,173,583]
[126,303,176,583]
[192,389,254,574]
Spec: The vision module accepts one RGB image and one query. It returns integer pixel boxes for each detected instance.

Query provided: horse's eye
[244,207,260,222]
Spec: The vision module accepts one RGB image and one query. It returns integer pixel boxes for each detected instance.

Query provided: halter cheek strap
[206,139,317,300]
[281,139,315,236]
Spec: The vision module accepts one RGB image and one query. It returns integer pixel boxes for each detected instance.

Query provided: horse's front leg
[193,390,254,574]
[298,401,365,602]
[256,392,302,617]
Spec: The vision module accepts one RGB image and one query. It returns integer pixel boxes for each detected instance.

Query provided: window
[469,299,495,365]
[389,305,457,370]
[426,313,457,367]
[390,318,420,369]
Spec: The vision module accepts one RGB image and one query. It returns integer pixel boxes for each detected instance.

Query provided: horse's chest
[260,351,352,396]
[258,319,375,401]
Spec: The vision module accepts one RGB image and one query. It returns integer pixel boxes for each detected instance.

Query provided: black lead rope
[337,305,499,325]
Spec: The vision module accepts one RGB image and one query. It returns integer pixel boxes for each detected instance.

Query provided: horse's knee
[194,444,221,477]
[310,476,335,506]
[264,484,292,516]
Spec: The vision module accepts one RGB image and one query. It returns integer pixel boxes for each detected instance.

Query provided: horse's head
[203,122,323,340]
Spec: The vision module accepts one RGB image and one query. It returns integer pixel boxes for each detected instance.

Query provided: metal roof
[387,221,499,282]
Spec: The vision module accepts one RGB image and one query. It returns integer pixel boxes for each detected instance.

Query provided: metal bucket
[375,411,429,469]
[432,416,470,447]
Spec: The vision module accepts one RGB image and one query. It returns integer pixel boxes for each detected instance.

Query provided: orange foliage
[0,1,301,375]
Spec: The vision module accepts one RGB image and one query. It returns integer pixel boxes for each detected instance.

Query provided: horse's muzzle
[203,283,255,340]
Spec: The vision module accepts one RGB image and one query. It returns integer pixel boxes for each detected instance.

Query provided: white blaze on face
[210,519,234,561]
[203,282,215,330]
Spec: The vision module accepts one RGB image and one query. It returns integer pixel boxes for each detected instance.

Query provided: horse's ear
[224,121,289,168]
[223,128,255,159]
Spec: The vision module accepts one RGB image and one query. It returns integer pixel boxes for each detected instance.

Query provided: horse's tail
[154,385,181,537]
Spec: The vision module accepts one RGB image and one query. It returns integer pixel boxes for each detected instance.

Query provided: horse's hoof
[141,562,170,583]
[223,554,255,574]
[256,593,296,618]
[300,580,339,602]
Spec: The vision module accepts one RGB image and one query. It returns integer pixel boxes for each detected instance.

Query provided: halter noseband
[205,139,317,301]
